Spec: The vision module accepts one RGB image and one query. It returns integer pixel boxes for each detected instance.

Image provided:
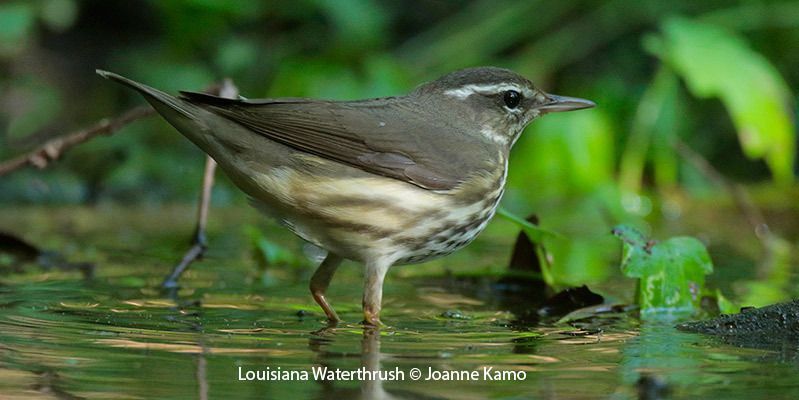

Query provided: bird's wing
[179,91,495,191]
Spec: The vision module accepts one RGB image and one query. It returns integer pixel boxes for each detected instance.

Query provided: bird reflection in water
[308,325,443,400]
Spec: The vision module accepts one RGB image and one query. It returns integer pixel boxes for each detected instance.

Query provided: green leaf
[649,17,795,185]
[715,289,738,315]
[495,208,562,242]
[619,66,683,193]
[612,225,713,315]
[496,208,562,286]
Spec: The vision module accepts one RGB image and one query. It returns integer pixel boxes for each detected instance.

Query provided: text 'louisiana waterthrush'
[97,67,594,326]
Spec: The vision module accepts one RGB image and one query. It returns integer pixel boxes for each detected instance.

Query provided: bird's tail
[96,69,269,191]
[95,69,243,165]
[96,69,200,121]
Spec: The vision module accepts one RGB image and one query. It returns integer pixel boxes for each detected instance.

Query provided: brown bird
[97,67,594,326]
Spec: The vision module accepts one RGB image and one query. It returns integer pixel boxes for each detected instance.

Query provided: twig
[0,106,154,177]
[673,139,775,249]
[674,140,792,278]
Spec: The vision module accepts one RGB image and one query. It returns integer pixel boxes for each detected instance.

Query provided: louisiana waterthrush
[97,67,594,326]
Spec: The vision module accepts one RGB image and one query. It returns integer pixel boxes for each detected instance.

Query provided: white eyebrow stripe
[444,83,535,99]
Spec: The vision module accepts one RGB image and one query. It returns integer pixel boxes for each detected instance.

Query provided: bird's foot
[311,292,340,323]
[362,310,386,328]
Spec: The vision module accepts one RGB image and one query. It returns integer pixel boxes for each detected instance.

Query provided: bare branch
[673,139,780,258]
[673,139,768,233]
[0,106,154,177]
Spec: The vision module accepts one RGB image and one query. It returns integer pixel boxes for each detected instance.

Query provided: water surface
[0,206,796,399]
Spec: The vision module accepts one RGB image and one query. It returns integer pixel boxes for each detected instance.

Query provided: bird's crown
[415,66,536,99]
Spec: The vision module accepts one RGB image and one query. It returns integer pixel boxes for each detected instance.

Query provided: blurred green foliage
[0,1,797,300]
[647,18,795,185]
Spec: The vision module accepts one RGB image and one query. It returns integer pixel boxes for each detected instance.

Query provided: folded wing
[179,91,494,191]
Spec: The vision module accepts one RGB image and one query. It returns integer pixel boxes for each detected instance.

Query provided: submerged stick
[162,156,217,289]
[162,78,237,289]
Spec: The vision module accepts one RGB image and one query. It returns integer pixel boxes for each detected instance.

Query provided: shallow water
[1,206,797,399]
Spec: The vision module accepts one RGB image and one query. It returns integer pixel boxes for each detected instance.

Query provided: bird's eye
[503,90,521,109]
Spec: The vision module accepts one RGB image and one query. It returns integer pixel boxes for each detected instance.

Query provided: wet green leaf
[612,225,713,315]
[648,17,796,185]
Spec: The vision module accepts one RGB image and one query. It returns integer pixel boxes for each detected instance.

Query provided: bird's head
[416,67,595,148]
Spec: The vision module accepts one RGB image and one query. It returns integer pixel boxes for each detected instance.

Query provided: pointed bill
[536,94,596,114]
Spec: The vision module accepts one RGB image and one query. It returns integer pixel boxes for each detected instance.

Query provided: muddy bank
[678,300,799,360]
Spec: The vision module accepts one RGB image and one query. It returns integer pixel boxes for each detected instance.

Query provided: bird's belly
[289,180,505,265]
[390,198,502,265]
[295,192,503,265]
[229,156,505,265]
